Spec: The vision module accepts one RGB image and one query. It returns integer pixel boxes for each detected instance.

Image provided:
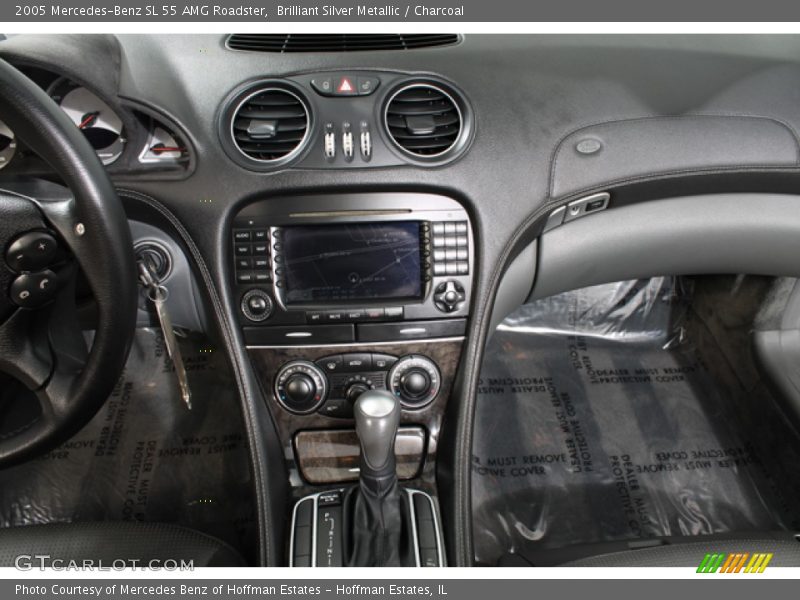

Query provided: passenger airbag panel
[550,116,799,198]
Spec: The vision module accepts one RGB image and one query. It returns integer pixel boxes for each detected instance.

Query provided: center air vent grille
[227,34,459,53]
[231,88,309,162]
[385,84,463,158]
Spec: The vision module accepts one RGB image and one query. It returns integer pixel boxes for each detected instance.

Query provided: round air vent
[384,82,468,162]
[230,86,310,164]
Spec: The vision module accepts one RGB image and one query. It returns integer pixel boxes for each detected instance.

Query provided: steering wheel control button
[388,355,441,409]
[241,289,273,322]
[6,231,58,273]
[434,280,466,313]
[10,269,58,308]
[275,360,328,414]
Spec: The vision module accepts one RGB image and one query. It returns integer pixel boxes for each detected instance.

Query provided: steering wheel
[0,59,137,466]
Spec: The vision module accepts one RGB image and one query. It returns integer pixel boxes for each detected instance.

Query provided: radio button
[455,235,468,247]
[444,237,457,248]
[235,244,251,256]
[456,248,468,261]
[433,249,445,262]
[432,236,445,248]
[237,272,254,283]
[253,243,270,255]
[345,308,365,321]
[384,306,403,320]
[364,307,385,321]
[445,248,457,261]
[433,264,446,276]
[255,273,271,282]
[431,223,445,235]
[254,258,269,269]
[236,258,252,270]
[307,311,324,324]
[444,222,456,235]
[324,311,346,323]
[253,230,268,241]
[234,231,252,242]
[434,280,466,313]
[455,221,468,234]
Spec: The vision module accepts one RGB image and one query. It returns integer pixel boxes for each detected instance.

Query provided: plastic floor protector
[472,278,800,566]
[0,328,257,562]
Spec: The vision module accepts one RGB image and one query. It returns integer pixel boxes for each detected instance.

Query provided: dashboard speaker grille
[227,34,460,53]
[385,84,462,157]
[231,88,309,162]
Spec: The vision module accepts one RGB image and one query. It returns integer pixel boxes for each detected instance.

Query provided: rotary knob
[400,369,431,399]
[388,355,441,408]
[274,361,328,414]
[345,382,371,405]
[241,289,273,322]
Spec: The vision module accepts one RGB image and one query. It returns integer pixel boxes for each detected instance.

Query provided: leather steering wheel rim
[0,58,137,466]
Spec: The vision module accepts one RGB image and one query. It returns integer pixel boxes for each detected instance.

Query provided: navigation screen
[281,222,423,304]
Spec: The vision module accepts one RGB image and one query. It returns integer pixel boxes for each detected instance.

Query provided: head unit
[231,193,473,346]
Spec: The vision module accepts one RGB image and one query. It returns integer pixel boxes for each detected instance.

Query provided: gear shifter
[354,390,400,495]
[343,390,409,566]
[290,388,443,567]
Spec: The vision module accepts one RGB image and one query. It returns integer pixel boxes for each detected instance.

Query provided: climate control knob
[400,369,431,399]
[345,382,371,405]
[388,355,441,408]
[274,361,328,414]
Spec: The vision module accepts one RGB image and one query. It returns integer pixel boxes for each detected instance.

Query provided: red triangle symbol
[338,78,353,92]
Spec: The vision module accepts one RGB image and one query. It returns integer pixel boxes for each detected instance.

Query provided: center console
[231,192,473,566]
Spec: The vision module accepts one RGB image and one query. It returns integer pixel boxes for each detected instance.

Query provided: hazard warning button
[335,76,358,96]
[310,73,381,97]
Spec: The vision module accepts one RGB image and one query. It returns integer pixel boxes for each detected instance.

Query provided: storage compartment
[472,276,800,566]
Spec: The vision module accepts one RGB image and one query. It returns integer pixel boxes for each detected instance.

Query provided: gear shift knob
[354,390,400,491]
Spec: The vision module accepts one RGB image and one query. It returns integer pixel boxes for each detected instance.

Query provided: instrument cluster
[0,66,191,179]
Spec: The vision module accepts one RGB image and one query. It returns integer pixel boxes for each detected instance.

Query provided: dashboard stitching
[547,113,800,198]
[115,188,272,567]
[552,166,800,203]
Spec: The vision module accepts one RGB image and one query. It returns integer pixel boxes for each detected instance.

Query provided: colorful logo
[697,552,773,573]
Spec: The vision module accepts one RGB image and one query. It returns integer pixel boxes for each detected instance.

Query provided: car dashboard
[4,33,800,567]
